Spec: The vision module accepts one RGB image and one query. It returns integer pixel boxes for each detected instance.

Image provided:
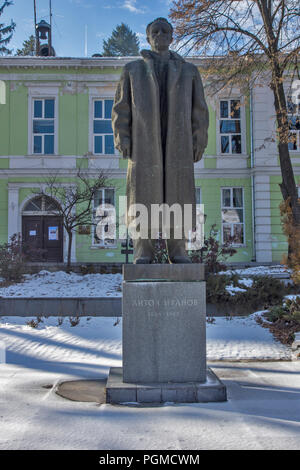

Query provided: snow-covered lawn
[0,313,291,365]
[0,270,122,298]
[220,264,291,277]
[0,265,292,299]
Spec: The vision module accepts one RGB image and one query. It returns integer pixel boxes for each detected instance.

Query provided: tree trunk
[67,231,73,271]
[271,74,300,259]
[272,78,300,222]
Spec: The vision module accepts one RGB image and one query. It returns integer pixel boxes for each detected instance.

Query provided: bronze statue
[112,17,209,264]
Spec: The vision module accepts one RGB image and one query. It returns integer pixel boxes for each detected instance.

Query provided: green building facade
[0,56,299,265]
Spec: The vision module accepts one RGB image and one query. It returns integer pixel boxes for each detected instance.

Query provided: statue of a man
[112,17,209,264]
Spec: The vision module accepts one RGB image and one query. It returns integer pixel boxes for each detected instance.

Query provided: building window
[195,187,201,205]
[32,98,55,154]
[93,188,116,246]
[287,95,300,151]
[23,195,60,214]
[219,99,242,154]
[221,187,244,245]
[93,99,115,155]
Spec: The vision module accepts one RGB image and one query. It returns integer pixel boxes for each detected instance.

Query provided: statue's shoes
[169,255,192,264]
[134,256,152,264]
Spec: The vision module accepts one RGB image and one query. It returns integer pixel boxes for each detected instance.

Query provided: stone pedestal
[123,280,206,383]
[106,264,226,404]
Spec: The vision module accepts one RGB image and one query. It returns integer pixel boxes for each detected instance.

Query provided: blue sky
[2,0,173,57]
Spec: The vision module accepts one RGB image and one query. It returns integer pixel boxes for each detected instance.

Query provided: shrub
[257,297,300,345]
[79,264,95,275]
[265,297,300,325]
[206,274,288,310]
[69,316,80,327]
[26,316,43,328]
[0,234,25,282]
[189,224,237,273]
[0,233,47,283]
[152,225,237,269]
[243,276,287,309]
[153,234,169,264]
[206,274,231,303]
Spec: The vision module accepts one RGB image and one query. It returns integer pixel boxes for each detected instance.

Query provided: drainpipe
[250,85,256,262]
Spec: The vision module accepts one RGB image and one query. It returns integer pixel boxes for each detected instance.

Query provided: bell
[36,20,50,40]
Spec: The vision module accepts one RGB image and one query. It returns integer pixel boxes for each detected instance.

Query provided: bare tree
[36,167,112,269]
[170,0,300,245]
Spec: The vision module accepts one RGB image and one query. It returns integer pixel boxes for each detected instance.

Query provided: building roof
[0,55,209,69]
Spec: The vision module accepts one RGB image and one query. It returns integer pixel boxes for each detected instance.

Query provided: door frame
[22,214,64,263]
[16,191,75,263]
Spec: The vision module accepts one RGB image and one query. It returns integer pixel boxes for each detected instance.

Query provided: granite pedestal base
[106,367,227,404]
[123,280,207,383]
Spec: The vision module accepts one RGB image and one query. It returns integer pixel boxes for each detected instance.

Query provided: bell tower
[34,1,55,57]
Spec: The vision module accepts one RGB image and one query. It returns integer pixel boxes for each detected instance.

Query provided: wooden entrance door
[43,216,63,262]
[22,216,63,262]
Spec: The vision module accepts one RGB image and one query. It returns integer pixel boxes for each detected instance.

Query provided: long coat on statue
[112,49,209,235]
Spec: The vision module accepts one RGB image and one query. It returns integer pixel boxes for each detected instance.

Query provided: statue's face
[147,21,173,52]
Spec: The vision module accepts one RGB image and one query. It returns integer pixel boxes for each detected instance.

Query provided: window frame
[91,98,115,156]
[221,187,245,247]
[195,186,201,206]
[29,96,58,156]
[92,187,116,248]
[287,95,300,153]
[217,98,246,156]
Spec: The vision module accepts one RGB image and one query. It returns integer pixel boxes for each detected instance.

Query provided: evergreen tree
[102,23,139,57]
[0,1,16,55]
[16,34,36,56]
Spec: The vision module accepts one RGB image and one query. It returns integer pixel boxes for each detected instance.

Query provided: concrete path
[0,361,299,450]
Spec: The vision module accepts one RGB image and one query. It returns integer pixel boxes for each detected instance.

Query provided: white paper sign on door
[48,226,59,241]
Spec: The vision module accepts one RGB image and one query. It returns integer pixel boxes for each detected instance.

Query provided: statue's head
[146,17,173,52]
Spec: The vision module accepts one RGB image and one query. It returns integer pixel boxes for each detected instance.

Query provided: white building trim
[254,175,272,262]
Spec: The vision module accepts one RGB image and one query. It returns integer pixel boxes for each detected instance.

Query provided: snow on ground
[285,294,300,300]
[0,270,122,298]
[0,265,291,298]
[225,285,247,295]
[1,358,299,450]
[0,309,297,450]
[220,264,291,277]
[0,266,298,450]
[0,313,291,365]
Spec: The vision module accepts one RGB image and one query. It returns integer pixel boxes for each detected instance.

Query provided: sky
[2,0,173,57]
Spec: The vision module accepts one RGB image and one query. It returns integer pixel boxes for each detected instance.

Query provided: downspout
[250,85,256,262]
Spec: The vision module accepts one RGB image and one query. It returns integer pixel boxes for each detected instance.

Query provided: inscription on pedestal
[132,298,199,307]
[122,281,206,384]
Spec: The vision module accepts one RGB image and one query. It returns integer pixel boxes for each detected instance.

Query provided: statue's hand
[194,149,204,162]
